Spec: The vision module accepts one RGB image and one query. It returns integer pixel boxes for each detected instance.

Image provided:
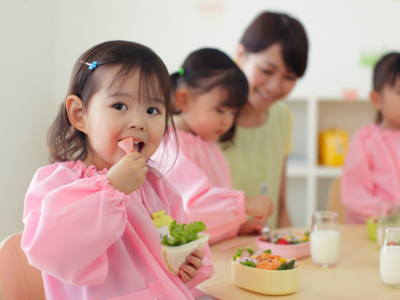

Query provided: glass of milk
[380,227,400,288]
[377,201,400,247]
[310,211,340,268]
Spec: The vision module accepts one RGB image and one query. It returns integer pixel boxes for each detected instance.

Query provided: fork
[260,183,271,241]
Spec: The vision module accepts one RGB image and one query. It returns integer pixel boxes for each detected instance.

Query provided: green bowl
[366,217,377,241]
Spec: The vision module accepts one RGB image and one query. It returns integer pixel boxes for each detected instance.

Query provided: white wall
[0,0,53,240]
[51,0,400,103]
[1,0,400,239]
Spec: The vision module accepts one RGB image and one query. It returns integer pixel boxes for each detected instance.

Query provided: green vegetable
[240,261,256,268]
[233,247,244,260]
[263,249,272,254]
[277,260,296,270]
[277,262,287,270]
[161,220,206,247]
[247,248,254,255]
[285,260,296,270]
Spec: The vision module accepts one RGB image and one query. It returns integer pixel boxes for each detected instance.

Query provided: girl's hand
[238,218,265,235]
[106,151,148,195]
[179,249,204,283]
[245,195,274,221]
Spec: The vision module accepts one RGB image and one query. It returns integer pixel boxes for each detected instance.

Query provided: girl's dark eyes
[147,107,160,115]
[112,103,128,110]
[216,108,238,115]
[260,68,273,75]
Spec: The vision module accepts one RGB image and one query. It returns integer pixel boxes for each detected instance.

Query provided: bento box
[256,230,310,259]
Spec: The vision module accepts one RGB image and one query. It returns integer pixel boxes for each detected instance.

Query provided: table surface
[198,225,400,300]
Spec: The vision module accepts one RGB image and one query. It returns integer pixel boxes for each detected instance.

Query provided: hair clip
[178,67,185,76]
[81,61,98,70]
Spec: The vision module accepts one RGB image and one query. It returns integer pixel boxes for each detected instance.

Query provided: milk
[380,246,400,285]
[310,230,340,266]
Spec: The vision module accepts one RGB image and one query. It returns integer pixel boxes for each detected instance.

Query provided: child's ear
[236,43,246,68]
[370,90,382,110]
[66,95,87,133]
[174,89,191,113]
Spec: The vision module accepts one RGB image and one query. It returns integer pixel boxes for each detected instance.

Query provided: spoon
[260,183,271,241]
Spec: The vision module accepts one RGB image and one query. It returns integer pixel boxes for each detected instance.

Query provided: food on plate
[259,230,310,244]
[161,220,209,275]
[233,248,298,271]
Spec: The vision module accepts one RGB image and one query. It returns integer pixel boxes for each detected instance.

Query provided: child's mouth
[133,141,144,153]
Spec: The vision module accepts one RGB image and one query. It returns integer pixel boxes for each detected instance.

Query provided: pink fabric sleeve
[21,164,128,286]
[167,151,247,245]
[341,131,380,223]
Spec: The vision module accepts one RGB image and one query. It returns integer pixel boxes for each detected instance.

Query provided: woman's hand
[245,195,274,221]
[179,249,204,283]
[106,151,148,195]
[238,218,265,235]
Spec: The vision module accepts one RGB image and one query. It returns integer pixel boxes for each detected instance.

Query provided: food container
[256,236,310,259]
[366,216,377,241]
[231,260,301,295]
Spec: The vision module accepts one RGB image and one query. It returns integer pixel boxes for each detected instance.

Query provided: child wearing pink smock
[21,41,213,300]
[155,49,274,244]
[342,52,400,224]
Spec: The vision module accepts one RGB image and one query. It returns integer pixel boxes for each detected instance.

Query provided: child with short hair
[154,48,274,245]
[21,40,214,300]
[342,52,400,223]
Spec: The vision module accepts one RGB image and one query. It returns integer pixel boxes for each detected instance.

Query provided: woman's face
[237,42,298,111]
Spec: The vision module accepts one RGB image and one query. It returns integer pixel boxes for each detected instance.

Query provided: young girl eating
[154,48,274,245]
[21,40,214,300]
[341,52,400,223]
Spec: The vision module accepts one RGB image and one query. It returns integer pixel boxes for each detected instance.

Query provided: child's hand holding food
[179,249,204,283]
[106,138,148,194]
[160,221,209,279]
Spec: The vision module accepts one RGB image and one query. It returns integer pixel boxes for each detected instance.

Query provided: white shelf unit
[285,97,376,226]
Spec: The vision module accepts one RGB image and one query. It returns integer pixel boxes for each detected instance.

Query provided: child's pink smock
[341,124,400,223]
[21,160,214,300]
[154,129,247,245]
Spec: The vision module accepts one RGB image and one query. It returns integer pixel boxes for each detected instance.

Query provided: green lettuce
[161,220,206,247]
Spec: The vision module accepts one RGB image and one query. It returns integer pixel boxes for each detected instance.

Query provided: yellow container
[319,128,349,166]
[231,261,301,295]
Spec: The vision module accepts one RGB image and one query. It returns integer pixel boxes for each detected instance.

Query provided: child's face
[374,76,400,130]
[237,42,298,111]
[183,86,237,141]
[83,69,166,170]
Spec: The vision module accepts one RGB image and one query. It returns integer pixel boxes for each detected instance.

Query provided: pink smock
[153,129,247,245]
[21,160,214,300]
[341,123,400,223]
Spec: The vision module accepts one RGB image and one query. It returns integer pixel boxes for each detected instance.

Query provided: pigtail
[170,72,182,114]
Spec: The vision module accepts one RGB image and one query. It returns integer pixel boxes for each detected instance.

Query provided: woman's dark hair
[240,11,308,77]
[170,48,249,143]
[48,40,175,164]
[373,52,400,123]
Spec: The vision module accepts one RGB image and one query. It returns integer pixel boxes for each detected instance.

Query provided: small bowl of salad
[256,230,310,259]
[232,248,301,295]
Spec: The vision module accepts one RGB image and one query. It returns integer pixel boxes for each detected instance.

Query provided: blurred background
[1,0,399,240]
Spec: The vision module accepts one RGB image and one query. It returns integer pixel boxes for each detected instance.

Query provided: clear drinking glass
[377,201,400,247]
[380,227,400,288]
[310,211,340,268]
